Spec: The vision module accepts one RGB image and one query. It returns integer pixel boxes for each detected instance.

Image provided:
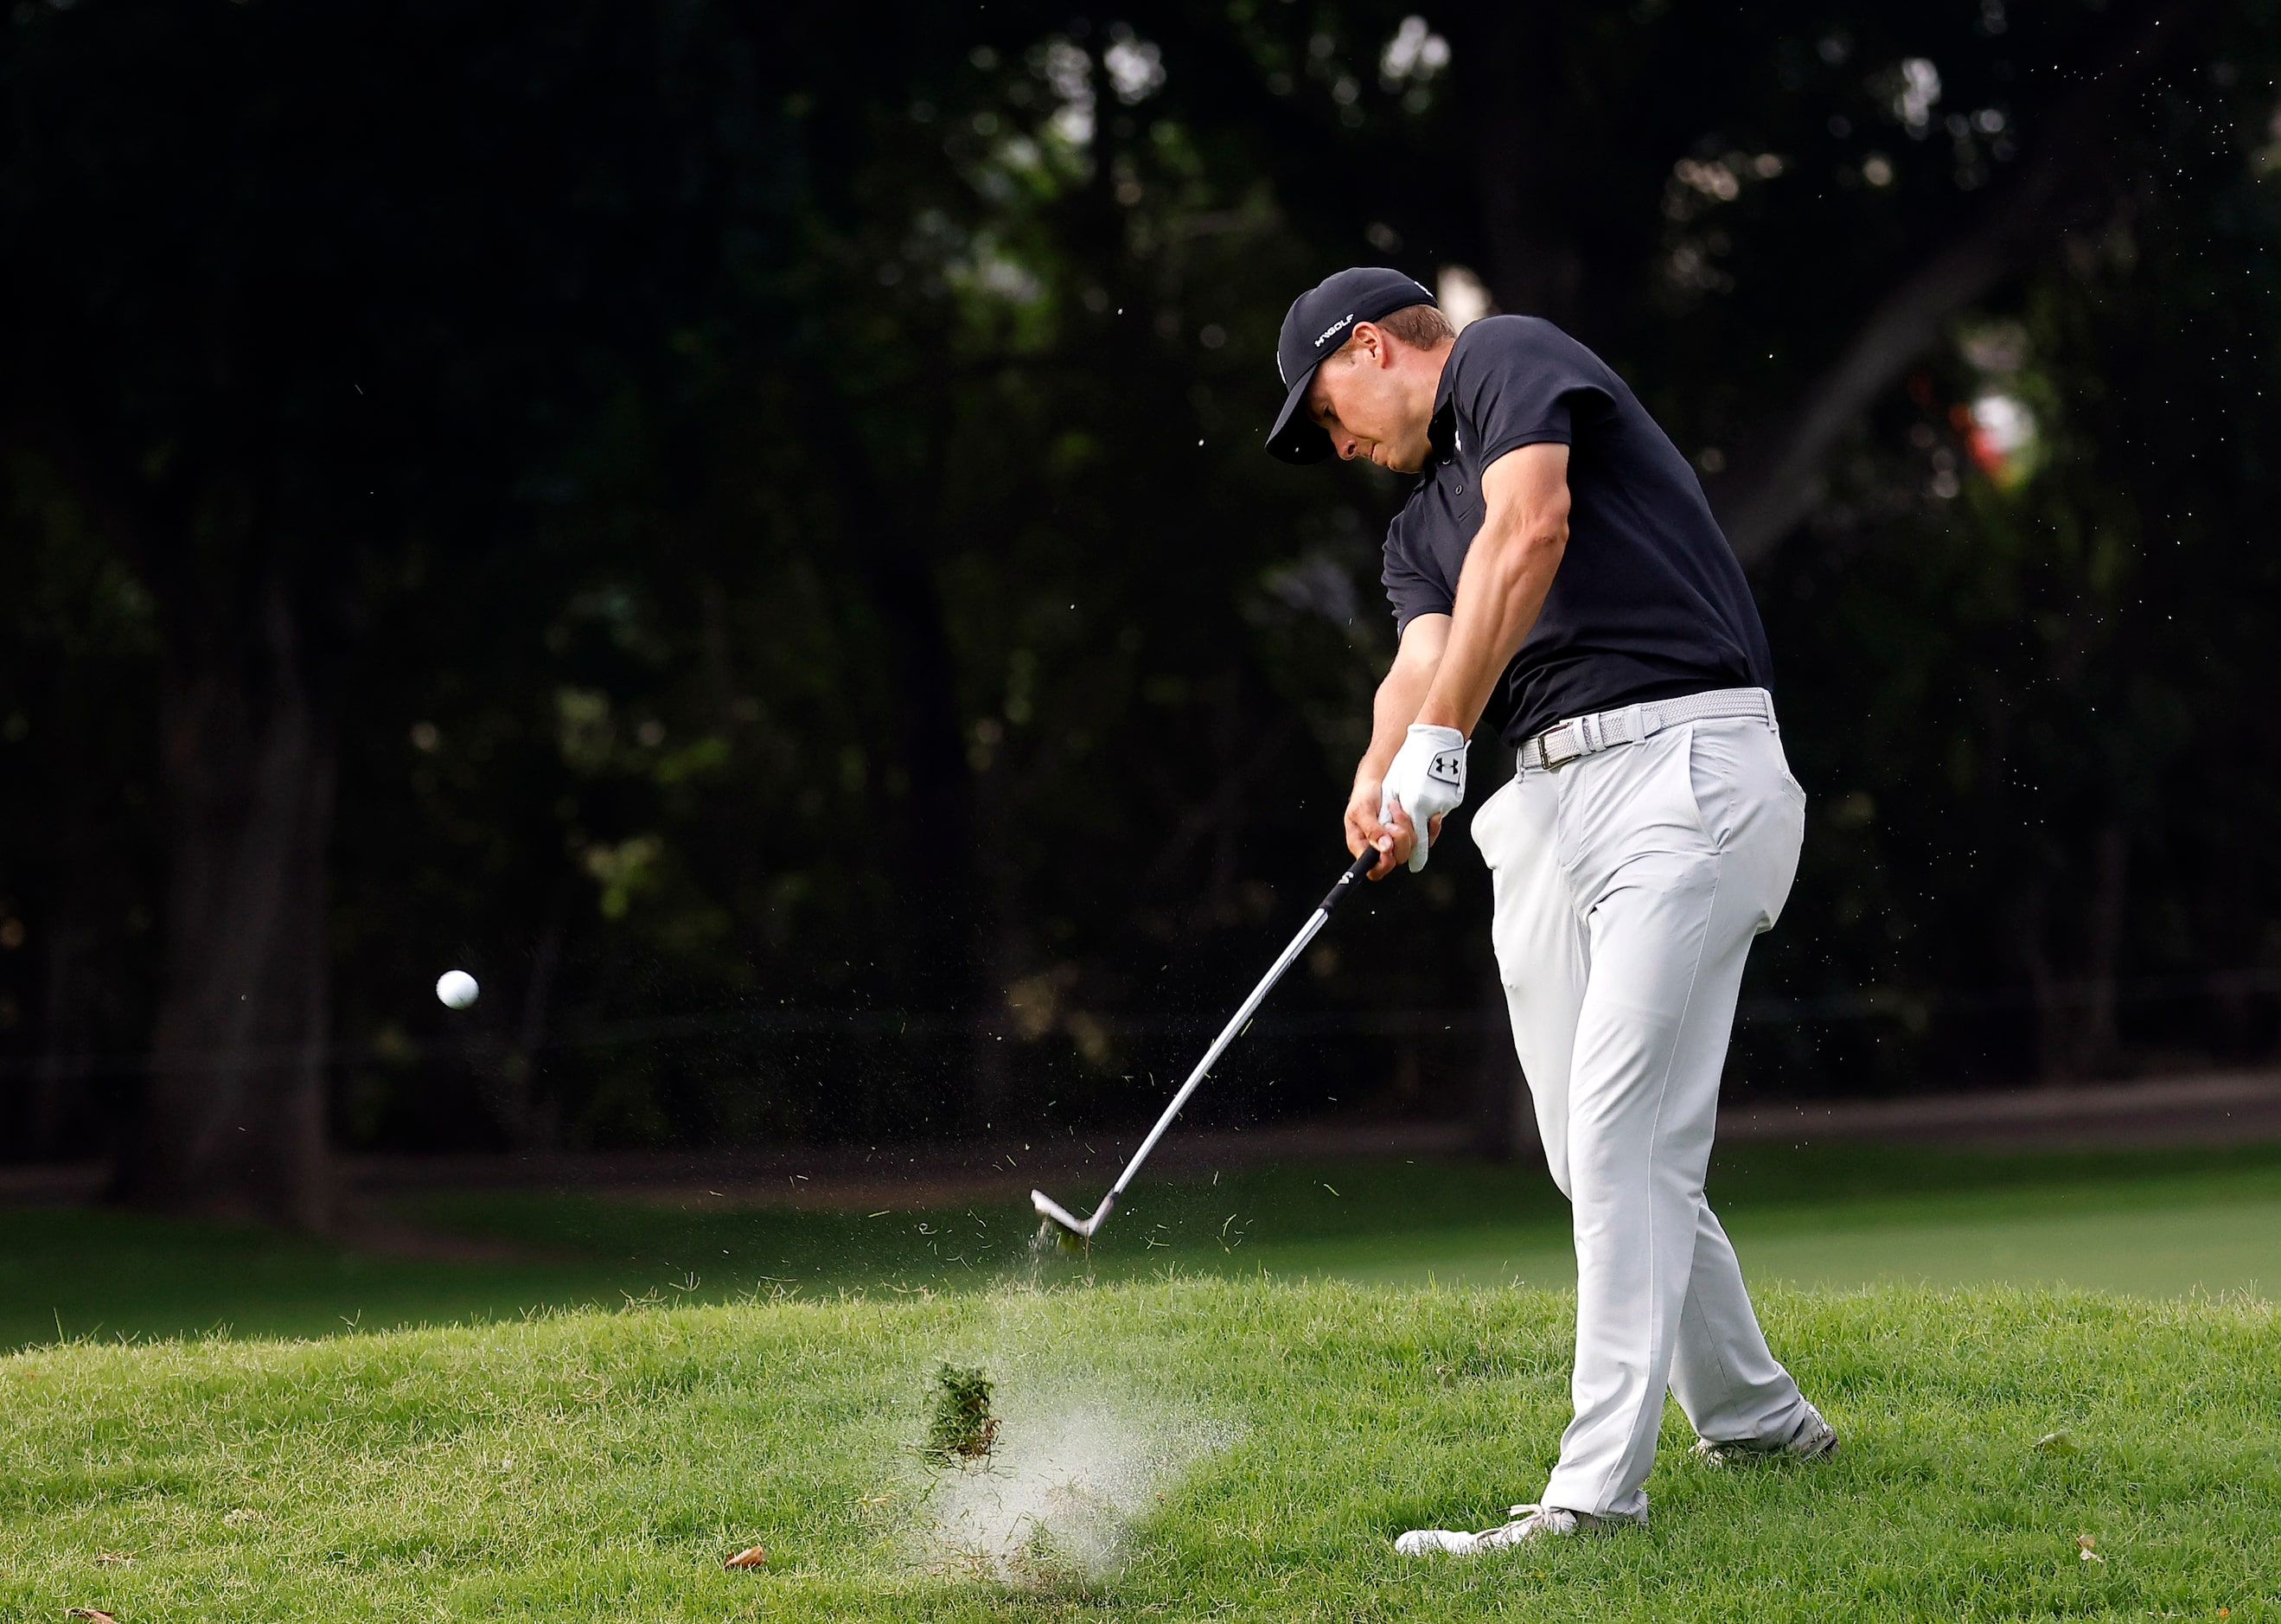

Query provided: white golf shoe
[1691,1402,1840,1467]
[1394,1501,1645,1557]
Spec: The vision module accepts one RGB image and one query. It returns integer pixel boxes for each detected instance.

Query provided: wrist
[1410,683,1466,733]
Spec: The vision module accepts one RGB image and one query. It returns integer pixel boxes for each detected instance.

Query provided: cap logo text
[1313,313,1355,348]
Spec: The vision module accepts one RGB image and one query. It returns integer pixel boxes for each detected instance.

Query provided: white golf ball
[435,969,480,1009]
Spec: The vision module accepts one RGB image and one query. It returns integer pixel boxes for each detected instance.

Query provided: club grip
[1316,846,1382,915]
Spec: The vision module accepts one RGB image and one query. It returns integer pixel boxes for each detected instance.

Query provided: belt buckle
[1534,728,1583,772]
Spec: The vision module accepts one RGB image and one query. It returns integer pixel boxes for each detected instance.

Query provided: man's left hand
[1379,723,1467,871]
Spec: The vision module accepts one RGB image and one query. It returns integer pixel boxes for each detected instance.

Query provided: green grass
[5,1279,2278,1620]
[10,1143,2281,1617]
[10,1140,2281,1351]
[0,1204,640,1352]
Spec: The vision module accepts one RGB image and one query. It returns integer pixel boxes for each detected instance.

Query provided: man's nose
[1335,433,1361,460]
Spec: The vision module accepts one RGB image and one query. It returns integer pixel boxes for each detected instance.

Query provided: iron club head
[1030,1187,1112,1250]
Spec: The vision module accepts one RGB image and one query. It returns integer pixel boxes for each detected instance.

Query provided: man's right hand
[1345,778,1435,879]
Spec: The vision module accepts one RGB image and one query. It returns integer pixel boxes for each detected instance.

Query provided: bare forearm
[1413,525,1564,735]
[1343,616,1450,873]
[1358,655,1437,785]
[1412,442,1573,736]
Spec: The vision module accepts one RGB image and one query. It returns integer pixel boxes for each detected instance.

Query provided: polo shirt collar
[1427,395,1458,464]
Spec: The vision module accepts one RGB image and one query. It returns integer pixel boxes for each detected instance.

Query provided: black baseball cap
[1264,266,1437,464]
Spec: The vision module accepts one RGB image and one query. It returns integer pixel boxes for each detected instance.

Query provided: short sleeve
[1381,514,1452,634]
[1454,318,1613,469]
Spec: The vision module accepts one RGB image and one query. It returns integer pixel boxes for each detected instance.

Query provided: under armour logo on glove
[1380,724,1469,873]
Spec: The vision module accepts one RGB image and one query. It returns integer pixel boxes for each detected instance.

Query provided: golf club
[1032,843,1383,1245]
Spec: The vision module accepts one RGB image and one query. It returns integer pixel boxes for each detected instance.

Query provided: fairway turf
[4,1280,2278,1621]
[10,1140,2281,1350]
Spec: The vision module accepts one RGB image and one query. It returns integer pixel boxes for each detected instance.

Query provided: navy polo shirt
[1380,316,1773,745]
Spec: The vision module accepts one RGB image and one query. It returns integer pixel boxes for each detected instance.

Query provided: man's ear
[1349,321,1390,368]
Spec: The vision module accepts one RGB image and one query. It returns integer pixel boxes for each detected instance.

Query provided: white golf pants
[1469,701,1813,1517]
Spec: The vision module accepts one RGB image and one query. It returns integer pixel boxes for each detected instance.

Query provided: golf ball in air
[435,969,480,1009]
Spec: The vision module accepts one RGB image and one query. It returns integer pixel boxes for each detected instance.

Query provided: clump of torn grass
[920,1362,1000,1467]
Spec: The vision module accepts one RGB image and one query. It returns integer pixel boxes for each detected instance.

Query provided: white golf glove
[1379,723,1468,872]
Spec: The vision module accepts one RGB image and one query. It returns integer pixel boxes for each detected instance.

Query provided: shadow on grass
[8,1136,2281,1349]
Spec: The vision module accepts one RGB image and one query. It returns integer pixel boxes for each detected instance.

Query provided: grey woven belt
[1521,687,1776,774]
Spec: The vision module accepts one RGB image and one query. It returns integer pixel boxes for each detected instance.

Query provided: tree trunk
[1450,0,1583,327]
[1709,0,2201,564]
[867,481,984,1132]
[1712,232,2016,566]
[795,350,983,1134]
[30,899,102,1157]
[32,755,151,1158]
[2012,886,2070,1082]
[509,900,566,1149]
[2015,823,2131,1084]
[2079,822,2130,1075]
[113,587,335,1231]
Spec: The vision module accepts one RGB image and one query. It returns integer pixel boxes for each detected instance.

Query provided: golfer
[1263,268,1836,1552]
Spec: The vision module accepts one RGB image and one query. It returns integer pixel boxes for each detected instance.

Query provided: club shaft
[1035,848,1377,1236]
[1106,905,1332,1200]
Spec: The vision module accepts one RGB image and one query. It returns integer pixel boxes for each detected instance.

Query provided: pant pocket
[1684,723,1738,851]
[1687,721,1804,931]
[1469,776,1517,867]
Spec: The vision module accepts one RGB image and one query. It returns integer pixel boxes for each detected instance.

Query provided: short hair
[1374,302,1456,348]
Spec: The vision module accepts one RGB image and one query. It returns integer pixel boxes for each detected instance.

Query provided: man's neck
[1411,341,1458,459]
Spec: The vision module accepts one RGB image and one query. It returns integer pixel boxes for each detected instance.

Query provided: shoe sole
[1693,1426,1839,1467]
[1396,1510,1644,1556]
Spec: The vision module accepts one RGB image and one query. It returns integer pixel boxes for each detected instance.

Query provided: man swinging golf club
[1264,268,1836,1552]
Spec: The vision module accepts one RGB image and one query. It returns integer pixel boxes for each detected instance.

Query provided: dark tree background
[2,0,2277,1227]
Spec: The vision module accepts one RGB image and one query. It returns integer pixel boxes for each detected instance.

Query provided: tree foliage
[0,0,2276,1188]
